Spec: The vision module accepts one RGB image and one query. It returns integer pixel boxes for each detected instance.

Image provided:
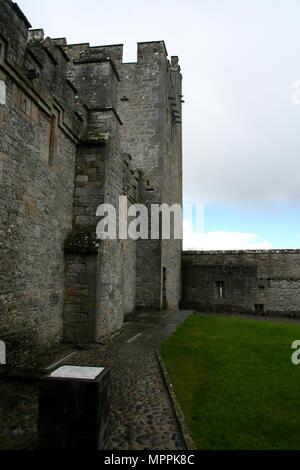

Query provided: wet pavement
[0,309,193,450]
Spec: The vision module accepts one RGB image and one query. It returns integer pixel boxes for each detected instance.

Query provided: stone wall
[182,250,300,318]
[64,253,97,343]
[160,56,183,309]
[62,44,129,341]
[0,0,82,360]
[117,42,183,310]
[0,1,184,359]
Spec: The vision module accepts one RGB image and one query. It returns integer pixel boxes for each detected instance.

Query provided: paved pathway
[0,310,193,450]
[69,310,193,450]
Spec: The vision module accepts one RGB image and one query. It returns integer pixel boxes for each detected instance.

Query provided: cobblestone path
[0,310,193,450]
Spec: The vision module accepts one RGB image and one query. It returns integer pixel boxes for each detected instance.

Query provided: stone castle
[0,0,183,359]
[0,1,299,364]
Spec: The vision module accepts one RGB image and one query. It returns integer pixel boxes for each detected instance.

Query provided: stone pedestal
[38,365,111,450]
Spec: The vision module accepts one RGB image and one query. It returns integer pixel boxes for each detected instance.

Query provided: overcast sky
[18,0,300,250]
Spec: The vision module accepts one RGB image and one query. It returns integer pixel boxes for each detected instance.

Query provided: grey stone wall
[122,238,136,316]
[62,45,124,341]
[62,45,140,341]
[0,0,82,361]
[0,1,184,360]
[182,250,300,318]
[161,57,183,309]
[64,253,97,343]
[117,42,183,310]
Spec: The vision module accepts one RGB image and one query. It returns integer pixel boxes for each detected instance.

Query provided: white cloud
[183,220,272,251]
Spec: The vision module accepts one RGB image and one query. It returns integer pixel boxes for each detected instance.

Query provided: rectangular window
[216,281,225,300]
[255,304,265,313]
[0,41,5,64]
[49,114,58,166]
[20,91,32,117]
[145,181,154,192]
[162,267,167,310]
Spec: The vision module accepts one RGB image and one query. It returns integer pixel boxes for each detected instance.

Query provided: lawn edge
[156,349,197,451]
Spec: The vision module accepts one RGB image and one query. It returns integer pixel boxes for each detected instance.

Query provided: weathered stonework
[3,1,299,367]
[117,44,183,310]
[0,1,81,361]
[182,250,300,318]
[0,1,183,362]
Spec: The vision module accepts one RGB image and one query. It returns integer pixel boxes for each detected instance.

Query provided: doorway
[162,267,167,310]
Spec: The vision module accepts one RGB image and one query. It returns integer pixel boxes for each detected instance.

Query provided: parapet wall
[182,250,300,318]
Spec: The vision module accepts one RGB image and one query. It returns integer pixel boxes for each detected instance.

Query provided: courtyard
[0,310,192,450]
[161,314,300,450]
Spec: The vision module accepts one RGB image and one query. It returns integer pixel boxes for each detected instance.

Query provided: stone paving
[0,310,193,450]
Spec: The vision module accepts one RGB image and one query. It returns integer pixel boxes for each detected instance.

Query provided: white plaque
[0,81,6,105]
[50,365,104,380]
[0,340,6,365]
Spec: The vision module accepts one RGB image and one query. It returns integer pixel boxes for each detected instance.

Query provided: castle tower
[0,0,183,360]
[118,42,183,310]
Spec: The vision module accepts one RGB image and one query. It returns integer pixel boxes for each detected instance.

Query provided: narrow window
[216,281,225,300]
[146,180,154,192]
[20,92,32,117]
[0,41,5,65]
[162,267,167,310]
[255,304,265,313]
[49,114,58,166]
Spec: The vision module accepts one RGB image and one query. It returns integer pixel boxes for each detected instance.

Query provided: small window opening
[162,267,167,310]
[216,281,225,300]
[255,304,265,313]
[49,114,58,166]
[20,92,32,117]
[145,180,154,192]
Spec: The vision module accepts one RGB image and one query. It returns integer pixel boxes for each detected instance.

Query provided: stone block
[38,366,111,450]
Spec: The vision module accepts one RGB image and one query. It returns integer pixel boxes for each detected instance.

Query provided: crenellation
[10,1,31,28]
[28,29,45,43]
[89,44,124,65]
[137,41,168,62]
[51,37,67,46]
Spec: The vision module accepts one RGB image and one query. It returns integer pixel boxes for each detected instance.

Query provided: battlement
[10,1,31,28]
[64,40,178,70]
[0,1,84,141]
[28,28,45,42]
[137,41,168,60]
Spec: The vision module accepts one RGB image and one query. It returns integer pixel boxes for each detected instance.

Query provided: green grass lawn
[161,314,300,450]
